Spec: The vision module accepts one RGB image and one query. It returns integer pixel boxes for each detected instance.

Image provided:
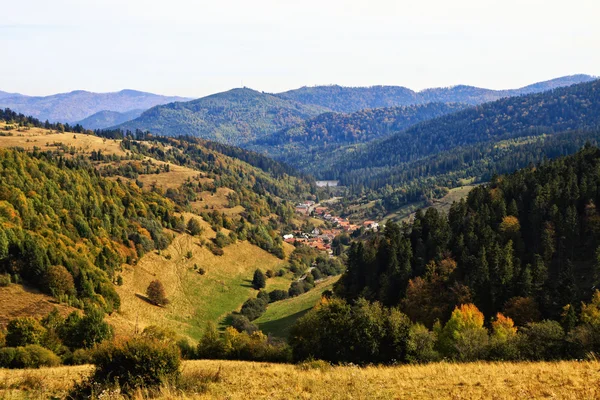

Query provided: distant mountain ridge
[248,102,469,168]
[275,74,597,113]
[115,87,329,144]
[0,89,191,123]
[77,109,145,130]
[319,78,600,186]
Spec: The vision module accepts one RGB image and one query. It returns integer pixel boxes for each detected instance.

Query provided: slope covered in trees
[336,145,600,323]
[249,103,468,168]
[0,89,190,123]
[316,79,600,215]
[0,148,176,313]
[77,109,145,130]
[115,88,329,145]
[275,74,595,113]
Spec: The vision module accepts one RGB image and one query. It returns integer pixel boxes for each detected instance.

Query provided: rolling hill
[115,88,329,144]
[321,78,600,184]
[0,89,191,123]
[0,112,321,342]
[275,74,596,113]
[249,102,469,168]
[76,109,145,129]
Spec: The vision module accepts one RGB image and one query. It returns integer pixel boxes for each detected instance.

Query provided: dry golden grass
[0,284,76,328]
[0,122,204,193]
[0,122,127,156]
[1,360,599,399]
[109,223,293,341]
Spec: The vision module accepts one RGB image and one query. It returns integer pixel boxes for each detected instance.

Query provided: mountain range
[0,89,191,123]
[112,74,596,145]
[115,88,329,144]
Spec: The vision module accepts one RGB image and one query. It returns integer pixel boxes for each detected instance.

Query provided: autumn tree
[438,304,488,361]
[146,280,169,306]
[45,265,75,297]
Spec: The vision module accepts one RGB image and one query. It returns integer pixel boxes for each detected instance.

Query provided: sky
[1,0,599,98]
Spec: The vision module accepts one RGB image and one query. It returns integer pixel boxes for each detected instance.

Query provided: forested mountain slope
[337,145,600,324]
[115,88,329,144]
[323,79,600,188]
[77,109,145,130]
[276,74,595,113]
[0,89,190,123]
[0,110,317,325]
[249,103,468,168]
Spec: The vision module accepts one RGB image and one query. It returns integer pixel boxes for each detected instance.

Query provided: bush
[68,348,93,365]
[147,280,169,306]
[240,298,268,321]
[206,242,224,256]
[269,289,289,303]
[59,307,114,349]
[519,320,565,360]
[6,317,46,347]
[406,323,440,363]
[265,270,274,278]
[0,273,11,287]
[187,218,203,236]
[288,281,305,297]
[230,314,259,334]
[45,265,75,297]
[91,338,181,394]
[197,323,226,359]
[0,345,61,368]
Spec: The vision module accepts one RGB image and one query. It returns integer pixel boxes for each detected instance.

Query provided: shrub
[265,270,274,278]
[6,317,46,347]
[59,306,114,349]
[142,325,177,343]
[199,267,206,275]
[206,242,224,256]
[187,218,203,236]
[519,320,565,360]
[69,348,93,365]
[146,280,169,306]
[252,269,266,290]
[240,298,268,321]
[0,347,16,367]
[269,289,289,303]
[489,313,520,360]
[406,323,440,363]
[9,345,60,368]
[91,338,181,394]
[45,265,75,297]
[197,323,226,359]
[230,314,258,334]
[288,281,305,297]
[0,273,11,287]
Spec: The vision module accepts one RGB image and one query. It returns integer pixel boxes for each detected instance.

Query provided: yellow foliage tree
[499,215,521,235]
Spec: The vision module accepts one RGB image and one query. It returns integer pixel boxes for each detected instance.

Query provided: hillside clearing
[255,276,340,339]
[1,360,598,399]
[109,229,294,342]
[0,284,77,328]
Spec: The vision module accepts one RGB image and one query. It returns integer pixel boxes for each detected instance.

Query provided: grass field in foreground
[255,276,340,339]
[1,360,599,399]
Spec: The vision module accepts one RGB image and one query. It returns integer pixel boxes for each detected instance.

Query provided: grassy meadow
[1,359,599,399]
[255,276,339,338]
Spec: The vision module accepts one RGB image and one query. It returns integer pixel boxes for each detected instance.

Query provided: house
[363,220,380,231]
[283,234,294,240]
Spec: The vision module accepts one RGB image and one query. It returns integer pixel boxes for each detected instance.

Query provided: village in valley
[284,200,380,255]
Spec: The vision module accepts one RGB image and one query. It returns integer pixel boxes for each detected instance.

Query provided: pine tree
[252,269,266,290]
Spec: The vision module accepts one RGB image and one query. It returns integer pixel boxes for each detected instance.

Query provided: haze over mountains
[0,89,191,123]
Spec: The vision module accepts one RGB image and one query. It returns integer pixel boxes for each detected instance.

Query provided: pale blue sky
[1,0,598,97]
